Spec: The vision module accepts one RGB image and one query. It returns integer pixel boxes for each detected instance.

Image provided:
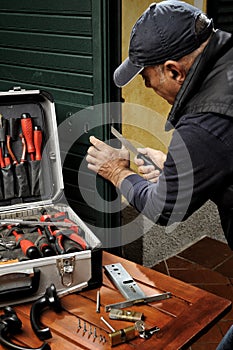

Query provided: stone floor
[151,236,233,350]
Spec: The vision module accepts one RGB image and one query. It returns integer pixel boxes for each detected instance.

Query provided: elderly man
[86,1,233,249]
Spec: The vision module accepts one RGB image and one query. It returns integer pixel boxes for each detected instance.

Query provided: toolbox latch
[56,256,75,287]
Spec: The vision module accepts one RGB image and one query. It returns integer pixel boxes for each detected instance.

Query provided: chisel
[111,126,161,171]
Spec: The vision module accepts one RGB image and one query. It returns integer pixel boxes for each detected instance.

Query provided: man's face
[141,65,183,105]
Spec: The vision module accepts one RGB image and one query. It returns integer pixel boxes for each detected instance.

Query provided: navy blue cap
[114,0,213,87]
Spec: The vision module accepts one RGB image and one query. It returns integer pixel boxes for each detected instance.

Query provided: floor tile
[178,237,233,269]
[151,237,233,349]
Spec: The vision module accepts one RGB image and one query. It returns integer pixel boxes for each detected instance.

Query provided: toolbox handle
[0,268,40,301]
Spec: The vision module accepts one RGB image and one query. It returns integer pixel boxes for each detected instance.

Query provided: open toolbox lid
[0,87,64,212]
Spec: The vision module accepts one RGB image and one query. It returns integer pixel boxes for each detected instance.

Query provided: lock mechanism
[109,325,136,347]
[57,256,75,287]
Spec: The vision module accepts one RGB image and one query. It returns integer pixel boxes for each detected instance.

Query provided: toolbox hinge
[57,256,75,287]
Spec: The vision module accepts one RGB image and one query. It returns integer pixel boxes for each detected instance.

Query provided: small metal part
[134,320,145,333]
[93,327,97,339]
[56,256,75,287]
[83,321,87,333]
[109,308,143,322]
[102,336,106,343]
[96,290,100,313]
[88,325,92,337]
[100,316,115,332]
[77,318,82,330]
[99,334,103,342]
[109,326,136,347]
[135,321,160,339]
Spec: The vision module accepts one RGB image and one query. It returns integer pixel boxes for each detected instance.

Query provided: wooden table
[1,251,231,350]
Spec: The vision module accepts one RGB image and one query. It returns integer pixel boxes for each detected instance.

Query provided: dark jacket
[120,30,233,248]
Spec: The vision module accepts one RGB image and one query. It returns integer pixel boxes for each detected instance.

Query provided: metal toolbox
[0,87,102,307]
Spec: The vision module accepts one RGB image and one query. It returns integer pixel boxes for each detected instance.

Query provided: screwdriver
[7,226,41,259]
[30,226,55,257]
[34,125,42,160]
[21,113,35,160]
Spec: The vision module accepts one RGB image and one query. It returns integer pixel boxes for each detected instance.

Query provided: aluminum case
[0,87,102,307]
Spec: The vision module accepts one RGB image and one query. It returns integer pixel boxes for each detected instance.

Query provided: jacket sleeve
[120,117,233,226]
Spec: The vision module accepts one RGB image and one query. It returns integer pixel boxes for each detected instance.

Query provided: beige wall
[122,0,207,155]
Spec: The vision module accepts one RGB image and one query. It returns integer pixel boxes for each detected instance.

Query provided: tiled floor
[151,236,233,350]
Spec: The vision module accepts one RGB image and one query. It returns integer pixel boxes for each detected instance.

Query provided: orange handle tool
[21,113,35,160]
[34,126,42,160]
[0,147,5,168]
[9,227,41,259]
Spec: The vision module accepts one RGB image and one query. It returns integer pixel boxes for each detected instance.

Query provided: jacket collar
[166,30,233,131]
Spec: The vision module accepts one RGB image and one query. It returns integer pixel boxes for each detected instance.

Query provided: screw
[88,325,92,337]
[77,318,82,330]
[93,327,97,339]
[83,321,87,333]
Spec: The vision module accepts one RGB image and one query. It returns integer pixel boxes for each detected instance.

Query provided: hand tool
[45,228,88,254]
[40,210,79,233]
[30,282,87,340]
[0,114,6,167]
[111,126,162,170]
[0,147,5,168]
[0,238,16,250]
[19,133,27,163]
[7,226,41,259]
[34,126,42,160]
[0,306,50,350]
[21,113,35,160]
[6,117,19,165]
[30,226,55,257]
[40,209,88,250]
[0,219,74,228]
[104,263,171,311]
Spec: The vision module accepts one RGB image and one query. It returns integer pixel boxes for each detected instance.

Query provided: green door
[0,0,122,249]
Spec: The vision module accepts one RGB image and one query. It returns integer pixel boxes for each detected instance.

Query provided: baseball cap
[114,0,213,87]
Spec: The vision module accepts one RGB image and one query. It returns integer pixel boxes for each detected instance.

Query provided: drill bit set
[0,88,102,307]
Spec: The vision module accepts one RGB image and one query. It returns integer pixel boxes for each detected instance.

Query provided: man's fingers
[89,136,107,150]
[138,165,155,174]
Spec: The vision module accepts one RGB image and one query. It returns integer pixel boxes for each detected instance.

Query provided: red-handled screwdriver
[21,113,35,160]
[7,226,41,259]
[34,126,42,161]
[0,147,5,168]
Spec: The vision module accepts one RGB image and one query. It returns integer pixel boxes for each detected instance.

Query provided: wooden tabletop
[1,251,231,350]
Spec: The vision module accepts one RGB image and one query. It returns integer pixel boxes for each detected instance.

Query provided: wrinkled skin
[87,136,167,185]
[86,136,134,187]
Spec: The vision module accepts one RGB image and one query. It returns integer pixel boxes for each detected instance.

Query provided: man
[86,1,233,248]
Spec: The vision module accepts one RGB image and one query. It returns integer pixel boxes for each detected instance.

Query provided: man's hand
[135,147,166,183]
[86,136,135,187]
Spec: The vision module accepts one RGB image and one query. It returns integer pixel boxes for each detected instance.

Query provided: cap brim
[113,57,144,87]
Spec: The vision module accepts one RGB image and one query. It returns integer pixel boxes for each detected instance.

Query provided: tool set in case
[0,87,102,307]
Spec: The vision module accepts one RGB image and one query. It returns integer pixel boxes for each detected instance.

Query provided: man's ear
[163,60,186,84]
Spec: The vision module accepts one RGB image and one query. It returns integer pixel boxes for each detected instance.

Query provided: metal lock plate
[57,256,75,287]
